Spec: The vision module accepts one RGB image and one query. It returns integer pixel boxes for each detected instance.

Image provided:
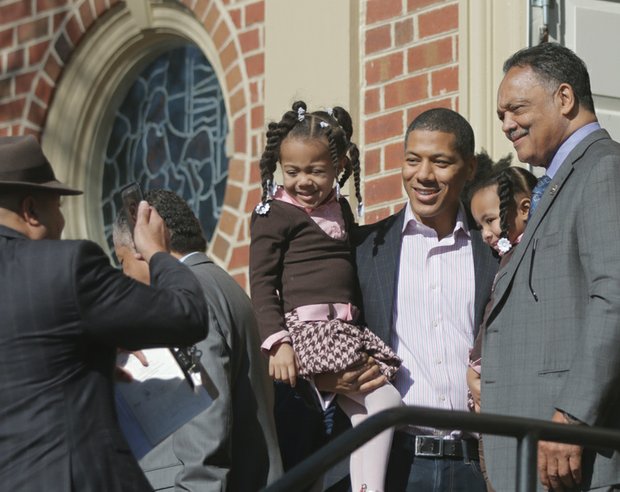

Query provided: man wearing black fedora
[0,135,209,491]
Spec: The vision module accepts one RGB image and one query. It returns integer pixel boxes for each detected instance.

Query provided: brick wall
[361,0,460,223]
[0,0,461,287]
[180,0,266,289]
[0,0,123,137]
[0,0,265,290]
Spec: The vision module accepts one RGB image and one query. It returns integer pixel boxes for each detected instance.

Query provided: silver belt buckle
[414,435,444,457]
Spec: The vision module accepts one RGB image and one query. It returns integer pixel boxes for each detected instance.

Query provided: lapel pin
[549,184,558,196]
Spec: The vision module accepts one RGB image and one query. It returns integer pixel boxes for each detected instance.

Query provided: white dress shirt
[392,203,476,435]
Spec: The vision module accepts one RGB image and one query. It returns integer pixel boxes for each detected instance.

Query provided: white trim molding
[459,0,527,159]
[43,2,235,251]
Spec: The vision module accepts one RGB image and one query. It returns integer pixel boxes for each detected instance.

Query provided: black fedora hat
[0,135,82,195]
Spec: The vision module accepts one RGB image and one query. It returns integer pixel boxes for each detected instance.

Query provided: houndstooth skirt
[285,310,401,379]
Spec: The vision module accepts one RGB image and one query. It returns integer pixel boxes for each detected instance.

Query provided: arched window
[102,45,228,249]
[43,2,252,272]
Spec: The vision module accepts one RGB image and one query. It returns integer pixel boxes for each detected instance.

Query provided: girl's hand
[466,366,481,412]
[269,343,298,387]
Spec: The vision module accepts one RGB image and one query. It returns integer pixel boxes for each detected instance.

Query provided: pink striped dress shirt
[392,203,475,435]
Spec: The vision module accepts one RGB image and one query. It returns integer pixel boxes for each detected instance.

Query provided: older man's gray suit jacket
[138,252,282,491]
[483,129,620,490]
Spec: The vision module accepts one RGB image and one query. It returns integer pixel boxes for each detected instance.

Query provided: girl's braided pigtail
[348,142,364,216]
[331,106,364,216]
[496,170,514,254]
[255,102,305,214]
[255,122,281,215]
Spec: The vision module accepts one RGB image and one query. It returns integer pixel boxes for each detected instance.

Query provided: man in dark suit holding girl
[317,108,498,491]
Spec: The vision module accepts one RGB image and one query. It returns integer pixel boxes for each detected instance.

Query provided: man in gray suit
[114,189,282,491]
[484,42,620,491]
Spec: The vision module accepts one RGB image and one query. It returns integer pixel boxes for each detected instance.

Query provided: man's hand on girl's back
[315,355,386,394]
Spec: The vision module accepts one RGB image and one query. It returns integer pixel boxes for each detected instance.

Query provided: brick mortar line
[364,0,458,28]
[365,169,402,180]
[363,31,456,62]
[0,9,70,30]
[363,26,458,42]
[364,63,460,89]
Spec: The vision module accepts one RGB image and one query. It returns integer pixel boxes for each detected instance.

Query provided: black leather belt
[395,433,479,459]
[414,435,479,459]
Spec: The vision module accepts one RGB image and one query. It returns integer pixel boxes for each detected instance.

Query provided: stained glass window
[102,44,229,251]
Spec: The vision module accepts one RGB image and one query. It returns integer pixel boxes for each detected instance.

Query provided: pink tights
[338,384,402,492]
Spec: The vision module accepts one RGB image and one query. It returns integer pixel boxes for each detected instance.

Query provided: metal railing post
[517,432,538,492]
[262,407,620,492]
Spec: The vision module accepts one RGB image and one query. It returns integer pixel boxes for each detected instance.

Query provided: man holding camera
[0,135,208,491]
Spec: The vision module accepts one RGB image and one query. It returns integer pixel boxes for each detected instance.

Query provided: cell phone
[120,182,143,237]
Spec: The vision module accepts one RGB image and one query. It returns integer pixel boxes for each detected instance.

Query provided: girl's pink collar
[274,186,337,213]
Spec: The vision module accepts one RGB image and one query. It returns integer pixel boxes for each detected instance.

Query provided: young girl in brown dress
[250,101,401,492]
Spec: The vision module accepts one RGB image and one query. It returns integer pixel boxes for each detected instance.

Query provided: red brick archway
[0,0,266,289]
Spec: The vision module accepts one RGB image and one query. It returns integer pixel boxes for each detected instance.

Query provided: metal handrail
[262,406,620,492]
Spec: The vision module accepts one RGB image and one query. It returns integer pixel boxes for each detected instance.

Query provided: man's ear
[466,155,478,181]
[20,195,41,226]
[557,82,577,116]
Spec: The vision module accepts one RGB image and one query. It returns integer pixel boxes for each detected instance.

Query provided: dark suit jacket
[292,206,498,490]
[137,252,282,491]
[0,226,208,492]
[353,205,499,345]
[483,129,620,490]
